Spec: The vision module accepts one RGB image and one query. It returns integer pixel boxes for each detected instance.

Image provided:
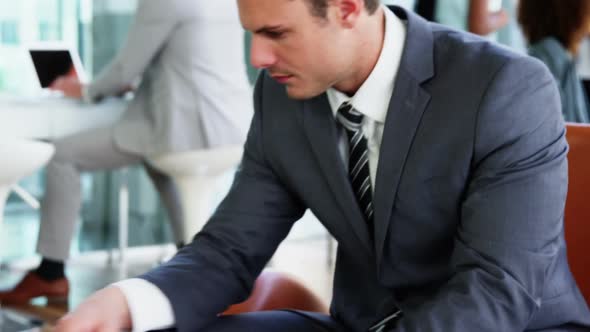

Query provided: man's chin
[285,86,324,100]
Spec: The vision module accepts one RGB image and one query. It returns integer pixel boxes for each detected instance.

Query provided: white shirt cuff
[113,278,175,332]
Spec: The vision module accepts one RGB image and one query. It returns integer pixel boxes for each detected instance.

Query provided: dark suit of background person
[0,0,253,304]
[132,6,590,332]
[414,0,436,21]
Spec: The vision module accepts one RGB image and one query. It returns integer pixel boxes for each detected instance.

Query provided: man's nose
[250,36,277,69]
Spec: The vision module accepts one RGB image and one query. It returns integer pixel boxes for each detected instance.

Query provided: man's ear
[333,0,363,28]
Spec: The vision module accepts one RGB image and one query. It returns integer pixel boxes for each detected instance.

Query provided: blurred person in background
[381,0,416,11]
[0,0,253,305]
[436,0,526,52]
[519,0,590,123]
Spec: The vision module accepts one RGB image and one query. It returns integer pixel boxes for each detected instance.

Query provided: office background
[0,0,175,262]
[1,0,588,289]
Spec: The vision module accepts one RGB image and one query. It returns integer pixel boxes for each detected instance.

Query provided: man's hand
[49,76,84,99]
[55,286,132,332]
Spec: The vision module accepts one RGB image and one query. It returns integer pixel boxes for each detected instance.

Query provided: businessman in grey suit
[0,0,252,304]
[56,0,590,331]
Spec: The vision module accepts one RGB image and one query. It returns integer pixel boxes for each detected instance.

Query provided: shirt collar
[327,5,406,123]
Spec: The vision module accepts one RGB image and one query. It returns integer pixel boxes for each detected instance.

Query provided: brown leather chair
[564,123,590,306]
[222,270,328,315]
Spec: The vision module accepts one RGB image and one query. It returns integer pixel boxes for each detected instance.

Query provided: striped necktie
[336,102,374,226]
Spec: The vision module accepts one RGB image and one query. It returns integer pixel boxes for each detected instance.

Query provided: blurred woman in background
[519,0,590,123]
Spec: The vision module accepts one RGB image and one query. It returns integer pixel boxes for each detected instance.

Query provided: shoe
[0,271,69,305]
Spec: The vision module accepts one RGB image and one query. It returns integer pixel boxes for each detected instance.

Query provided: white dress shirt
[115,5,406,332]
[327,6,405,189]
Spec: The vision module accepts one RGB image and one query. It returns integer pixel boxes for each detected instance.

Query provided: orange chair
[564,123,590,306]
[223,270,328,315]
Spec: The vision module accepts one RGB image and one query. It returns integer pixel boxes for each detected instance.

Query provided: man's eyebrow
[254,25,285,34]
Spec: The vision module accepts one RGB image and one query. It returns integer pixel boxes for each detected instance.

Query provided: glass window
[0,0,83,94]
[1,21,20,45]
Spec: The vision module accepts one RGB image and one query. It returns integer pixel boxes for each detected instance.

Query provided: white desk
[0,93,126,140]
[0,93,130,263]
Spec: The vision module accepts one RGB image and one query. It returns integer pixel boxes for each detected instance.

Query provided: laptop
[27,42,88,89]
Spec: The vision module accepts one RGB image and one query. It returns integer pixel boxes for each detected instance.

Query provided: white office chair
[0,139,55,224]
[148,145,243,244]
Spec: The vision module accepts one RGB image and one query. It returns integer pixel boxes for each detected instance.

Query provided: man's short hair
[518,0,590,50]
[304,0,380,18]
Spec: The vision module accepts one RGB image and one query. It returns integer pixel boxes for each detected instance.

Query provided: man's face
[238,0,355,100]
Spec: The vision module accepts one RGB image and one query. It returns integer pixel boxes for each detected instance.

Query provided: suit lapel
[374,7,435,267]
[302,95,373,255]
[373,69,431,265]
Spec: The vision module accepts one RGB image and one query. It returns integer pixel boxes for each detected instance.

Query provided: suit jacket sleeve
[395,56,568,331]
[86,0,183,100]
[139,73,306,332]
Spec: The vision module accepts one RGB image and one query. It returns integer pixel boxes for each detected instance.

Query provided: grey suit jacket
[142,7,590,332]
[87,0,253,156]
[528,37,590,124]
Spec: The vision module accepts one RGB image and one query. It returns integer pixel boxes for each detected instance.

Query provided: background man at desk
[57,0,590,331]
[0,0,253,304]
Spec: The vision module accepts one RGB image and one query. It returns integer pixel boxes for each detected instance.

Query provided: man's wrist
[113,278,175,332]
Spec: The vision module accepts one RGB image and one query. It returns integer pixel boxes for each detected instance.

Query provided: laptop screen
[27,43,87,89]
[29,50,75,88]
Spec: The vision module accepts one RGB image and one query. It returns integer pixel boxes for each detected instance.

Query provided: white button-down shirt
[327,5,405,189]
[115,5,406,331]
